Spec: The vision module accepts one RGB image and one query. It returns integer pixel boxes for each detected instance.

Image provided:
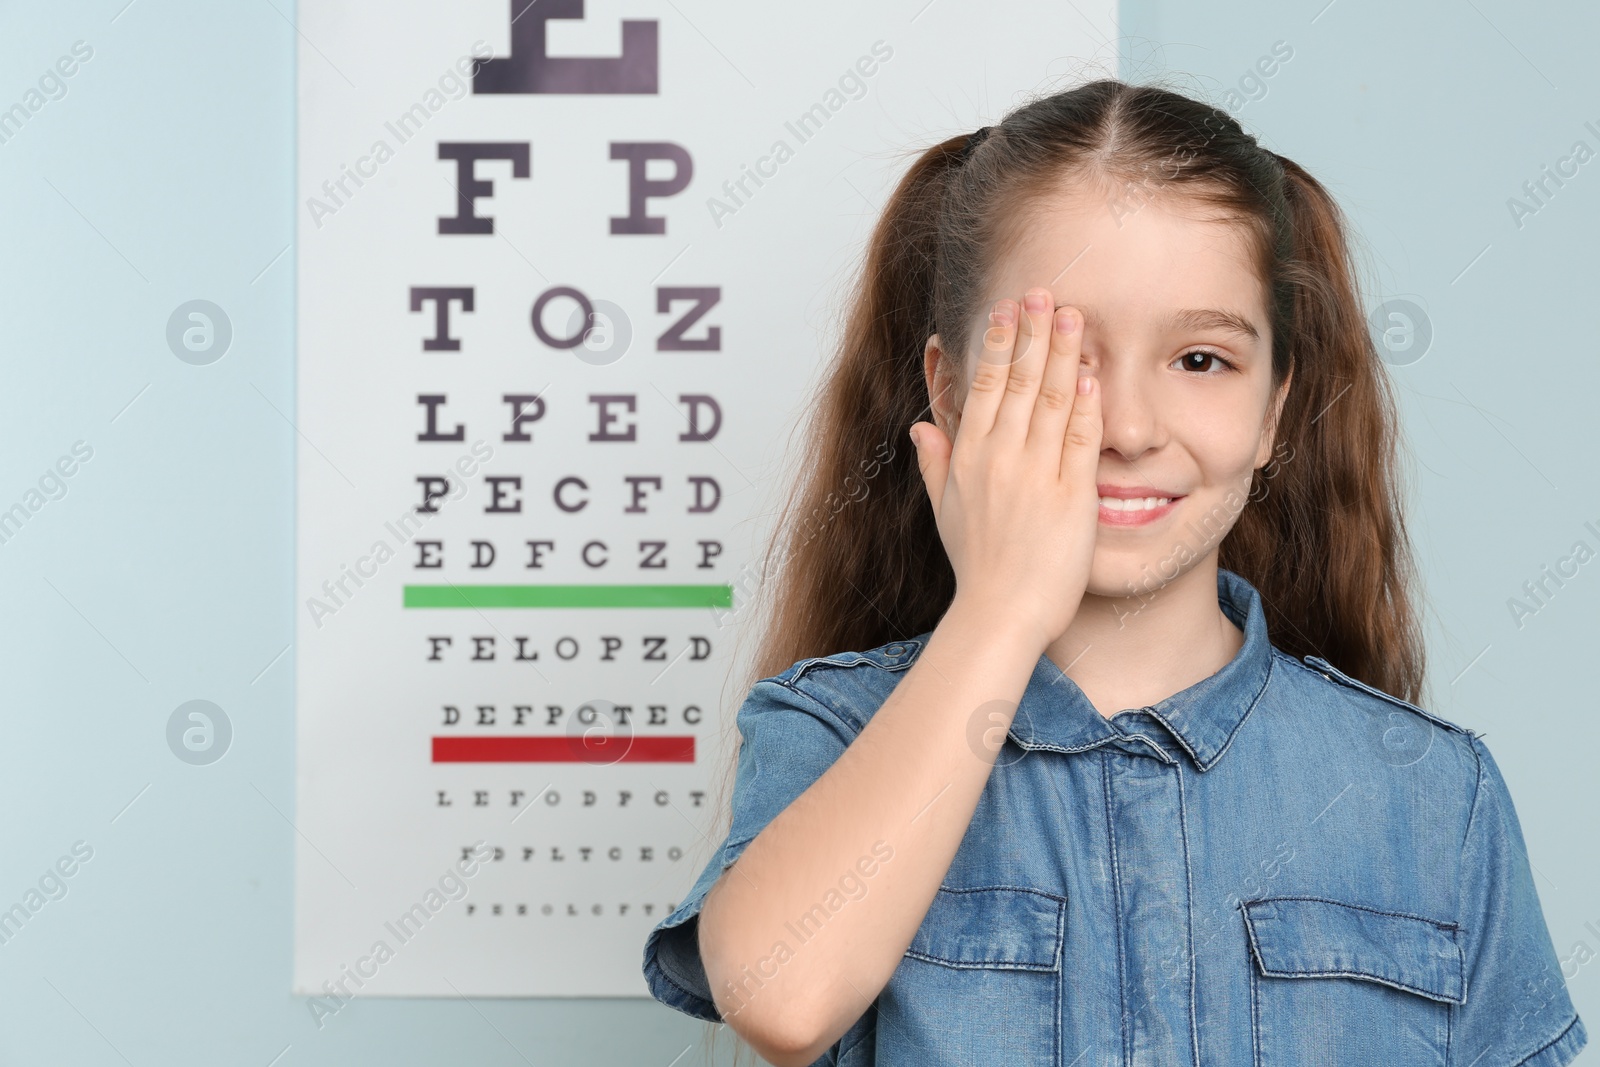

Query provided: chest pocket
[879,885,1064,1067]
[1242,895,1464,1066]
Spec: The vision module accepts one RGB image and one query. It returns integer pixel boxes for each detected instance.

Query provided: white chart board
[294,0,1117,999]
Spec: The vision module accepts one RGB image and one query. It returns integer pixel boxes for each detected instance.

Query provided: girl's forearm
[697,595,1046,1064]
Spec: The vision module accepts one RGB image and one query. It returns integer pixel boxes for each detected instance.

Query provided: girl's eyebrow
[1167,307,1261,341]
[1053,304,1262,342]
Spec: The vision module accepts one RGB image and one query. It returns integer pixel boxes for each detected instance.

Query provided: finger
[959,298,1018,439]
[908,421,951,516]
[991,287,1055,439]
[1026,306,1082,457]
[1060,363,1104,484]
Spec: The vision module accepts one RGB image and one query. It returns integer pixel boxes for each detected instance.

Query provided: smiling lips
[1097,484,1184,526]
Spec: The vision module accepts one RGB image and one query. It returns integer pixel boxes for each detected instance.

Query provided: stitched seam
[1011,734,1151,757]
[901,951,1058,971]
[1247,964,1461,1004]
[1241,905,1268,974]
[1205,652,1277,770]
[648,931,720,1020]
[1241,905,1455,1003]
[932,883,1070,902]
[1454,737,1490,950]
[1509,1015,1581,1067]
[1241,897,1465,1004]
[1030,725,1076,1062]
[1282,649,1470,736]
[1304,654,1431,713]
[646,844,755,1020]
[1447,737,1491,1040]
[908,887,1068,969]
[766,676,868,742]
[1446,977,1454,1064]
[1248,940,1262,1067]
[1139,706,1202,765]
[1501,1004,1586,1067]
[1146,652,1275,772]
[1103,750,1130,1067]
[1241,893,1460,929]
[1452,924,1466,1013]
[1176,763,1201,1067]
[1116,729,1180,765]
[1054,894,1065,1063]
[788,638,926,686]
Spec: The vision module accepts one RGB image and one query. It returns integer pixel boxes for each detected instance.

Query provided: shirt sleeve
[1451,734,1587,1066]
[642,674,856,1023]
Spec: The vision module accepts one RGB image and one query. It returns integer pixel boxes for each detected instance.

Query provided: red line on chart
[431,736,696,763]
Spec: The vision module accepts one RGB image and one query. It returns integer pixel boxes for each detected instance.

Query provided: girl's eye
[1174,348,1234,375]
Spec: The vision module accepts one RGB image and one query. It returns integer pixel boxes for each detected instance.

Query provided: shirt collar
[1004,567,1274,771]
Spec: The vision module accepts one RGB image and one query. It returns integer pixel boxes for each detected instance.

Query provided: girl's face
[926,175,1291,601]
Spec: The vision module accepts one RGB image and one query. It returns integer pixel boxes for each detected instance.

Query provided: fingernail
[1077,374,1093,395]
[1055,308,1077,334]
[908,426,921,447]
[1023,290,1049,314]
[990,300,1015,327]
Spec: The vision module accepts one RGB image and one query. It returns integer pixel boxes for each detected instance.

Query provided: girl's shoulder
[1261,645,1490,802]
[756,632,933,736]
[771,632,932,686]
[1270,645,1474,739]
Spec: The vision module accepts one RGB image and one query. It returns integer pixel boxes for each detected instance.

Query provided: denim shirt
[642,568,1587,1066]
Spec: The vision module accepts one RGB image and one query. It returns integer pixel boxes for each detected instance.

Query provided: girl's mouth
[1097,494,1181,526]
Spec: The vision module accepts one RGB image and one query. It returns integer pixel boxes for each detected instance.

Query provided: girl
[643,79,1586,1067]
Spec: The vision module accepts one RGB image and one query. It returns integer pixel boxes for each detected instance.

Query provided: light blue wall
[1117,0,1600,1050]
[0,1,1592,1064]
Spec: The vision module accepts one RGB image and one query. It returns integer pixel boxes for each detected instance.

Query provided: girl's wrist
[940,592,1058,658]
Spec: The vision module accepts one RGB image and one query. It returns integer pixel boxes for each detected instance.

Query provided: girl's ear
[1255,365,1294,469]
[923,334,961,438]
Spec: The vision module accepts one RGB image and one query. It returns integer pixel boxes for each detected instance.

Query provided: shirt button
[886,644,905,656]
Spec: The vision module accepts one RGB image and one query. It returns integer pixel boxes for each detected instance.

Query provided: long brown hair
[698,76,1424,1064]
[735,76,1423,699]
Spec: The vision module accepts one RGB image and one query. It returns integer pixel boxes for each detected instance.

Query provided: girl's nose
[1094,366,1160,462]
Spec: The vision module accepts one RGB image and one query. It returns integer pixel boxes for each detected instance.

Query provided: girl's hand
[909,287,1104,650]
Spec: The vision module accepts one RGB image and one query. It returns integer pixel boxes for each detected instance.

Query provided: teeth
[1099,496,1172,511]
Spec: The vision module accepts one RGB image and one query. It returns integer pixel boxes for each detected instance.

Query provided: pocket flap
[906,885,1065,971]
[1241,896,1465,1004]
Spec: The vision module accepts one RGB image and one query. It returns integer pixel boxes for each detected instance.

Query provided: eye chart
[294,0,1114,999]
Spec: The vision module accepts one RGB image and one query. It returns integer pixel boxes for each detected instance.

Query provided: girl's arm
[698,290,1103,1065]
